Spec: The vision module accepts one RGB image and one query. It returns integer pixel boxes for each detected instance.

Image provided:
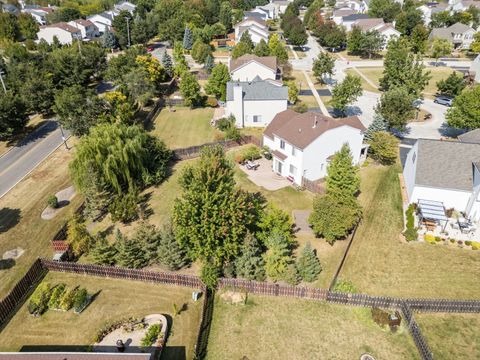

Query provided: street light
[58,122,69,150]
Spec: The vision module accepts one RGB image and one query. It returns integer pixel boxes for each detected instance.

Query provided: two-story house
[22,7,54,25]
[229,54,278,81]
[263,110,367,185]
[234,17,269,45]
[87,11,115,33]
[68,19,100,39]
[416,2,448,25]
[37,22,82,45]
[429,22,476,50]
[352,18,401,49]
[226,79,288,128]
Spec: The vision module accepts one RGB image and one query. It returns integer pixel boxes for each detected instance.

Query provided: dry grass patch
[207,294,419,360]
[0,272,203,360]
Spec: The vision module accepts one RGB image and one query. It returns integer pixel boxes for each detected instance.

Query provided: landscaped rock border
[41,186,76,220]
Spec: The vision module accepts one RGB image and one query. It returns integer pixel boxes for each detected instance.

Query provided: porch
[238,157,291,191]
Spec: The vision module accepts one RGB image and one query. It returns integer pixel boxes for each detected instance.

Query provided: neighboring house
[340,13,371,31]
[113,0,136,14]
[429,22,476,50]
[417,2,449,25]
[468,54,480,82]
[254,4,277,19]
[403,139,480,222]
[353,18,401,48]
[234,17,269,45]
[229,54,278,81]
[244,11,268,21]
[458,128,480,143]
[22,7,54,25]
[271,0,290,14]
[226,78,288,128]
[263,110,367,185]
[332,9,357,25]
[37,22,82,45]
[450,0,480,12]
[1,3,19,15]
[68,19,99,39]
[87,11,115,33]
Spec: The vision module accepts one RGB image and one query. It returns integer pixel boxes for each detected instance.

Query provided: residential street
[0,121,70,199]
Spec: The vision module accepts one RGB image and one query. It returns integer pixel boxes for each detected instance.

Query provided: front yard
[0,272,203,360]
[206,294,419,360]
[339,164,480,299]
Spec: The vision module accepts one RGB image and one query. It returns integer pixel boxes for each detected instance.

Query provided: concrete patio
[418,218,480,242]
[238,157,291,191]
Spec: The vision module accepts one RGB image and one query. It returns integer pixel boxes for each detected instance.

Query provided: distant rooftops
[229,54,277,73]
[458,129,480,144]
[342,13,370,21]
[40,22,81,33]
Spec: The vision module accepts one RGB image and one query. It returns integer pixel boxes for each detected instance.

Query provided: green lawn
[339,164,480,299]
[417,313,480,360]
[0,272,203,360]
[206,294,419,360]
[150,107,221,149]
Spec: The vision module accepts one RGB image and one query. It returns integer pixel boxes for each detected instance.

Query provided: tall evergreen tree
[91,237,118,265]
[132,222,161,264]
[264,231,293,282]
[182,27,193,50]
[157,224,188,270]
[161,51,173,77]
[239,31,254,50]
[296,242,322,282]
[364,112,388,141]
[219,2,233,31]
[205,63,231,101]
[326,144,360,198]
[234,232,266,281]
[254,39,270,56]
[116,235,148,269]
[203,54,214,73]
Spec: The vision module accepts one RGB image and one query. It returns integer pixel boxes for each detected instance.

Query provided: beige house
[229,54,278,82]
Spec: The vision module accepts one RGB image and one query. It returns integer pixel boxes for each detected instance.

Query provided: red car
[147,46,155,52]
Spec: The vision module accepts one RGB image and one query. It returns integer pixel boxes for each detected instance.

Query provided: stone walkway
[293,210,313,235]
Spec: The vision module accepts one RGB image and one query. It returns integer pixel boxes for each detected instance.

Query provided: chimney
[312,115,318,129]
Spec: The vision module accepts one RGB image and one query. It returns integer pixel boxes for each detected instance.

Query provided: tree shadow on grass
[0,207,21,234]
[0,258,15,270]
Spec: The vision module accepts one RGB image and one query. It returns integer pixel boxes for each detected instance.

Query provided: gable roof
[40,22,81,33]
[244,11,266,19]
[264,110,365,150]
[333,9,357,17]
[89,11,114,21]
[230,54,277,73]
[413,139,480,191]
[342,13,370,21]
[235,17,267,28]
[353,18,384,31]
[458,128,480,144]
[460,0,480,8]
[226,79,288,101]
[70,19,95,27]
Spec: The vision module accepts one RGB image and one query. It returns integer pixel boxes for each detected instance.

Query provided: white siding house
[37,22,82,45]
[403,139,480,221]
[429,22,476,50]
[226,79,288,128]
[68,19,99,39]
[263,110,367,185]
[229,54,278,81]
[234,18,269,44]
[87,11,115,33]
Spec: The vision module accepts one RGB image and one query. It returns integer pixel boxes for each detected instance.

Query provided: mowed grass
[417,313,480,359]
[339,164,480,299]
[0,144,82,297]
[206,294,419,360]
[0,272,203,360]
[150,107,220,149]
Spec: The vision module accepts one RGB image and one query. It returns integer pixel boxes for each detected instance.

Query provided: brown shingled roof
[41,22,81,33]
[73,19,94,27]
[229,54,277,73]
[352,18,384,31]
[265,110,366,150]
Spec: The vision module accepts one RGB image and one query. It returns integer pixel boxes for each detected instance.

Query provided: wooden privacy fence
[301,177,325,194]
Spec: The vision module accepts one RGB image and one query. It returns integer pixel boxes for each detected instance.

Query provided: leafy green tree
[161,51,174,77]
[101,27,118,50]
[312,52,335,84]
[395,8,423,36]
[285,80,299,104]
[91,237,118,265]
[375,86,415,129]
[368,131,399,165]
[347,26,363,54]
[112,10,133,48]
[0,13,19,41]
[131,16,149,45]
[219,2,233,31]
[364,112,388,141]
[203,54,214,73]
[368,0,401,22]
[116,235,148,269]
[109,189,139,223]
[361,30,385,59]
[47,7,81,23]
[282,263,300,285]
[254,39,270,56]
[17,13,39,40]
[309,194,362,244]
[303,0,324,29]
[283,16,308,46]
[446,85,480,129]
[0,92,28,140]
[471,32,480,53]
[191,39,212,64]
[296,242,322,282]
[124,68,156,106]
[154,0,187,43]
[410,24,429,54]
[201,261,221,289]
[183,27,194,50]
[67,215,94,256]
[205,63,230,101]
[436,72,465,97]
[20,70,54,114]
[240,31,254,50]
[264,231,293,282]
[268,33,288,62]
[315,21,346,49]
[326,143,360,198]
[257,205,293,245]
[430,38,452,65]
[231,41,252,59]
[234,232,266,281]
[330,74,363,115]
[53,85,106,136]
[380,37,430,98]
[179,71,202,107]
[157,224,188,270]
[430,10,453,28]
[173,145,263,267]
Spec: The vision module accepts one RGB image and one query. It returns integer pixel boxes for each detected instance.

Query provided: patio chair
[451,222,460,230]
[246,160,259,170]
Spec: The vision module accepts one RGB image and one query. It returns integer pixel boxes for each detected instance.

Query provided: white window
[292,147,296,156]
[289,164,297,175]
[280,140,285,149]
[253,115,261,123]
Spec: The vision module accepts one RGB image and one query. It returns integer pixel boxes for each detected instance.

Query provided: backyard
[206,294,419,360]
[0,272,203,360]
[339,164,480,299]
[417,313,480,359]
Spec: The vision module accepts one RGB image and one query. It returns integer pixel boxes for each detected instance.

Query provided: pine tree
[131,222,161,265]
[161,51,173,78]
[254,39,270,57]
[116,233,148,269]
[101,28,117,50]
[239,31,254,50]
[157,224,188,270]
[283,263,300,285]
[91,237,118,265]
[234,232,266,281]
[296,242,322,282]
[263,231,293,282]
[203,54,214,73]
[325,143,360,199]
[182,27,193,50]
[364,112,388,141]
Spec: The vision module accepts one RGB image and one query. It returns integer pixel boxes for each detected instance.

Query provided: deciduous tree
[0,91,28,140]
[368,131,399,164]
[330,74,363,115]
[312,52,335,84]
[430,37,452,65]
[375,86,415,129]
[179,71,202,106]
[436,72,465,97]
[205,63,230,101]
[446,85,480,129]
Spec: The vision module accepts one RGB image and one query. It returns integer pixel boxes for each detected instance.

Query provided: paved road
[0,121,70,199]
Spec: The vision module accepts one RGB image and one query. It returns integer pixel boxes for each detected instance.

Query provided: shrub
[94,317,140,342]
[201,262,220,290]
[450,238,455,243]
[206,97,218,107]
[141,323,161,347]
[472,242,480,250]
[435,236,442,242]
[48,283,66,309]
[109,190,139,223]
[225,126,241,141]
[215,117,233,131]
[404,228,418,242]
[333,279,357,293]
[424,234,436,244]
[28,282,51,316]
[465,240,472,246]
[243,145,261,161]
[292,102,308,113]
[368,131,399,165]
[59,287,77,311]
[371,307,390,327]
[404,204,418,241]
[73,288,89,313]
[47,195,58,209]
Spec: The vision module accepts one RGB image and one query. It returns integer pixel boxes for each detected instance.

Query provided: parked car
[147,45,155,52]
[434,96,453,107]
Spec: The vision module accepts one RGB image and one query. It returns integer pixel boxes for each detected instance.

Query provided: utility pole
[125,16,131,47]
[58,122,69,150]
[0,68,6,94]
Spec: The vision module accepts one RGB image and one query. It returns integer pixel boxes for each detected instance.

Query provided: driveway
[0,120,70,198]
